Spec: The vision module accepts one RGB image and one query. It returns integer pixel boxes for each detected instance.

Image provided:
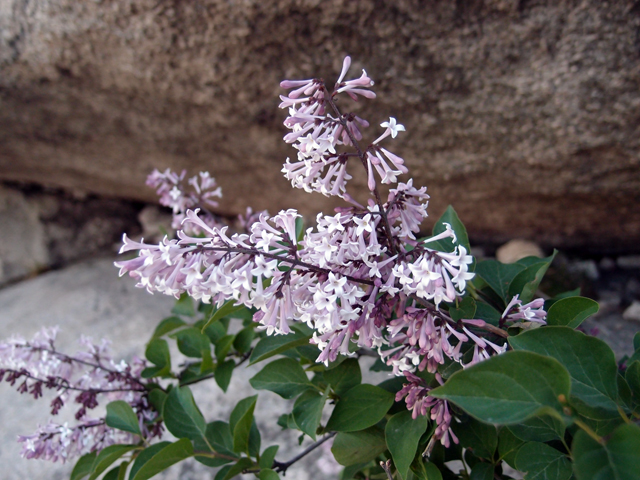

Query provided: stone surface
[1,1,640,252]
[0,183,141,285]
[495,239,544,263]
[0,258,337,479]
[0,185,49,285]
[623,300,640,322]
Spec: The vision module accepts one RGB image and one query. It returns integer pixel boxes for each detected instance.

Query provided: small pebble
[599,257,616,270]
[496,239,544,264]
[623,301,640,322]
[617,255,640,269]
[570,259,599,281]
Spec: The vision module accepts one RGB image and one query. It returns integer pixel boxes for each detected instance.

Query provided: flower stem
[574,418,603,444]
[324,88,398,256]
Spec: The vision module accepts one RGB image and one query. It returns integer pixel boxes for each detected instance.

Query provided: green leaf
[411,460,443,480]
[295,216,305,242]
[474,302,502,326]
[507,415,565,443]
[106,400,142,436]
[71,452,97,480]
[130,439,194,480]
[249,327,312,365]
[259,469,281,480]
[103,463,128,480]
[215,334,235,362]
[293,386,330,439]
[430,205,471,254]
[214,465,232,480]
[323,358,362,397]
[221,458,253,480]
[214,359,235,393]
[200,348,215,374]
[128,442,171,480]
[201,299,245,332]
[509,327,619,417]
[249,420,261,459]
[341,462,372,480]
[430,351,570,425]
[148,388,167,413]
[573,423,640,480]
[546,297,599,329]
[173,327,211,358]
[259,445,279,469]
[277,413,297,430]
[515,442,572,480]
[449,296,477,322]
[618,373,634,412]
[475,260,526,303]
[194,421,239,467]
[626,361,640,406]
[508,251,557,304]
[204,320,227,344]
[498,428,525,469]
[332,427,387,466]
[88,445,137,480]
[141,338,171,378]
[470,463,494,480]
[326,384,394,432]
[634,333,640,352]
[249,357,312,399]
[163,386,207,442]
[229,395,258,455]
[385,410,429,480]
[233,326,255,354]
[172,293,196,317]
[151,316,187,339]
[451,416,498,460]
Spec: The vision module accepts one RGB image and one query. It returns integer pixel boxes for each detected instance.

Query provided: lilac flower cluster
[396,372,457,449]
[502,294,547,325]
[115,57,547,448]
[0,327,159,462]
[147,168,223,232]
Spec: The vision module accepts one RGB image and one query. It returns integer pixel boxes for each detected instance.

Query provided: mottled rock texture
[1,0,639,252]
[0,183,141,285]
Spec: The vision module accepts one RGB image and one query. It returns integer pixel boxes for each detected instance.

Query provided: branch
[323,89,398,256]
[1,368,146,394]
[272,431,337,474]
[200,245,375,287]
[23,345,147,389]
[380,459,395,480]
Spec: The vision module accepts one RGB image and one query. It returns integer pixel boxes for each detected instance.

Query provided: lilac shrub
[115,56,515,449]
[2,56,639,480]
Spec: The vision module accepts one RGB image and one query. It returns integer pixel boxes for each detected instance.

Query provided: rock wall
[1,0,639,252]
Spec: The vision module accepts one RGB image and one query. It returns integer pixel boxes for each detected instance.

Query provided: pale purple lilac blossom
[147,168,223,232]
[502,294,547,325]
[115,56,545,449]
[0,327,159,462]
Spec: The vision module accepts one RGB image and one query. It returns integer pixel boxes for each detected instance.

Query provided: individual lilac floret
[502,294,547,325]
